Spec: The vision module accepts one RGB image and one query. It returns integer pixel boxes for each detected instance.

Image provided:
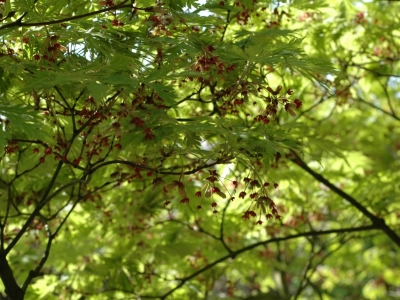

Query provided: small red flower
[39,156,45,163]
[33,148,39,154]
[144,128,155,140]
[234,99,244,106]
[266,213,273,219]
[197,205,202,209]
[211,202,217,207]
[130,117,145,127]
[173,180,184,189]
[180,197,189,204]
[164,201,171,206]
[226,65,235,72]
[250,192,259,199]
[250,180,260,188]
[256,220,263,225]
[239,191,246,199]
[195,191,202,197]
[293,99,302,109]
[274,183,279,188]
[206,176,218,183]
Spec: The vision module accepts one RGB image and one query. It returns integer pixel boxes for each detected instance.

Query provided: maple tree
[0,0,400,299]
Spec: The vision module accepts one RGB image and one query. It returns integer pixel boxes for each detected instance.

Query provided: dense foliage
[0,0,399,299]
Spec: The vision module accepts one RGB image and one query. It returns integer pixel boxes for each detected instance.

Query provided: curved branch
[220,10,232,42]
[4,161,65,255]
[379,79,397,118]
[158,224,376,299]
[351,63,400,78]
[289,151,400,248]
[89,157,233,176]
[355,96,400,122]
[294,235,348,299]
[219,200,233,255]
[0,2,155,32]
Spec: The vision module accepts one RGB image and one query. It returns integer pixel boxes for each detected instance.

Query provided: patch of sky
[326,73,335,81]
[185,0,212,16]
[0,114,5,130]
[388,76,400,88]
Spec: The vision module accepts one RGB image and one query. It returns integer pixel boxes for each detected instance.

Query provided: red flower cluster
[144,128,155,140]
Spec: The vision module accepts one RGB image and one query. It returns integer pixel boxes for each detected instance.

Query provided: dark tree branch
[0,186,13,252]
[379,79,397,117]
[90,157,234,176]
[355,96,400,122]
[9,139,50,147]
[220,10,232,42]
[54,86,77,132]
[351,63,400,78]
[157,225,376,299]
[21,221,53,292]
[0,1,144,31]
[294,236,348,299]
[0,254,23,300]
[4,161,64,256]
[289,151,400,248]
[158,219,220,241]
[11,161,42,183]
[219,200,233,255]
[22,183,83,292]
[1,89,102,256]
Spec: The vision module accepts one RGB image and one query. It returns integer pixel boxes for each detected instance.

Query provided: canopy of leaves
[0,0,399,299]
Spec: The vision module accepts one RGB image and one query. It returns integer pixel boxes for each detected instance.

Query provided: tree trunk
[0,253,24,300]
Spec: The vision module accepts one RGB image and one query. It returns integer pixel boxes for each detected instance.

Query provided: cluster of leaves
[0,0,399,299]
